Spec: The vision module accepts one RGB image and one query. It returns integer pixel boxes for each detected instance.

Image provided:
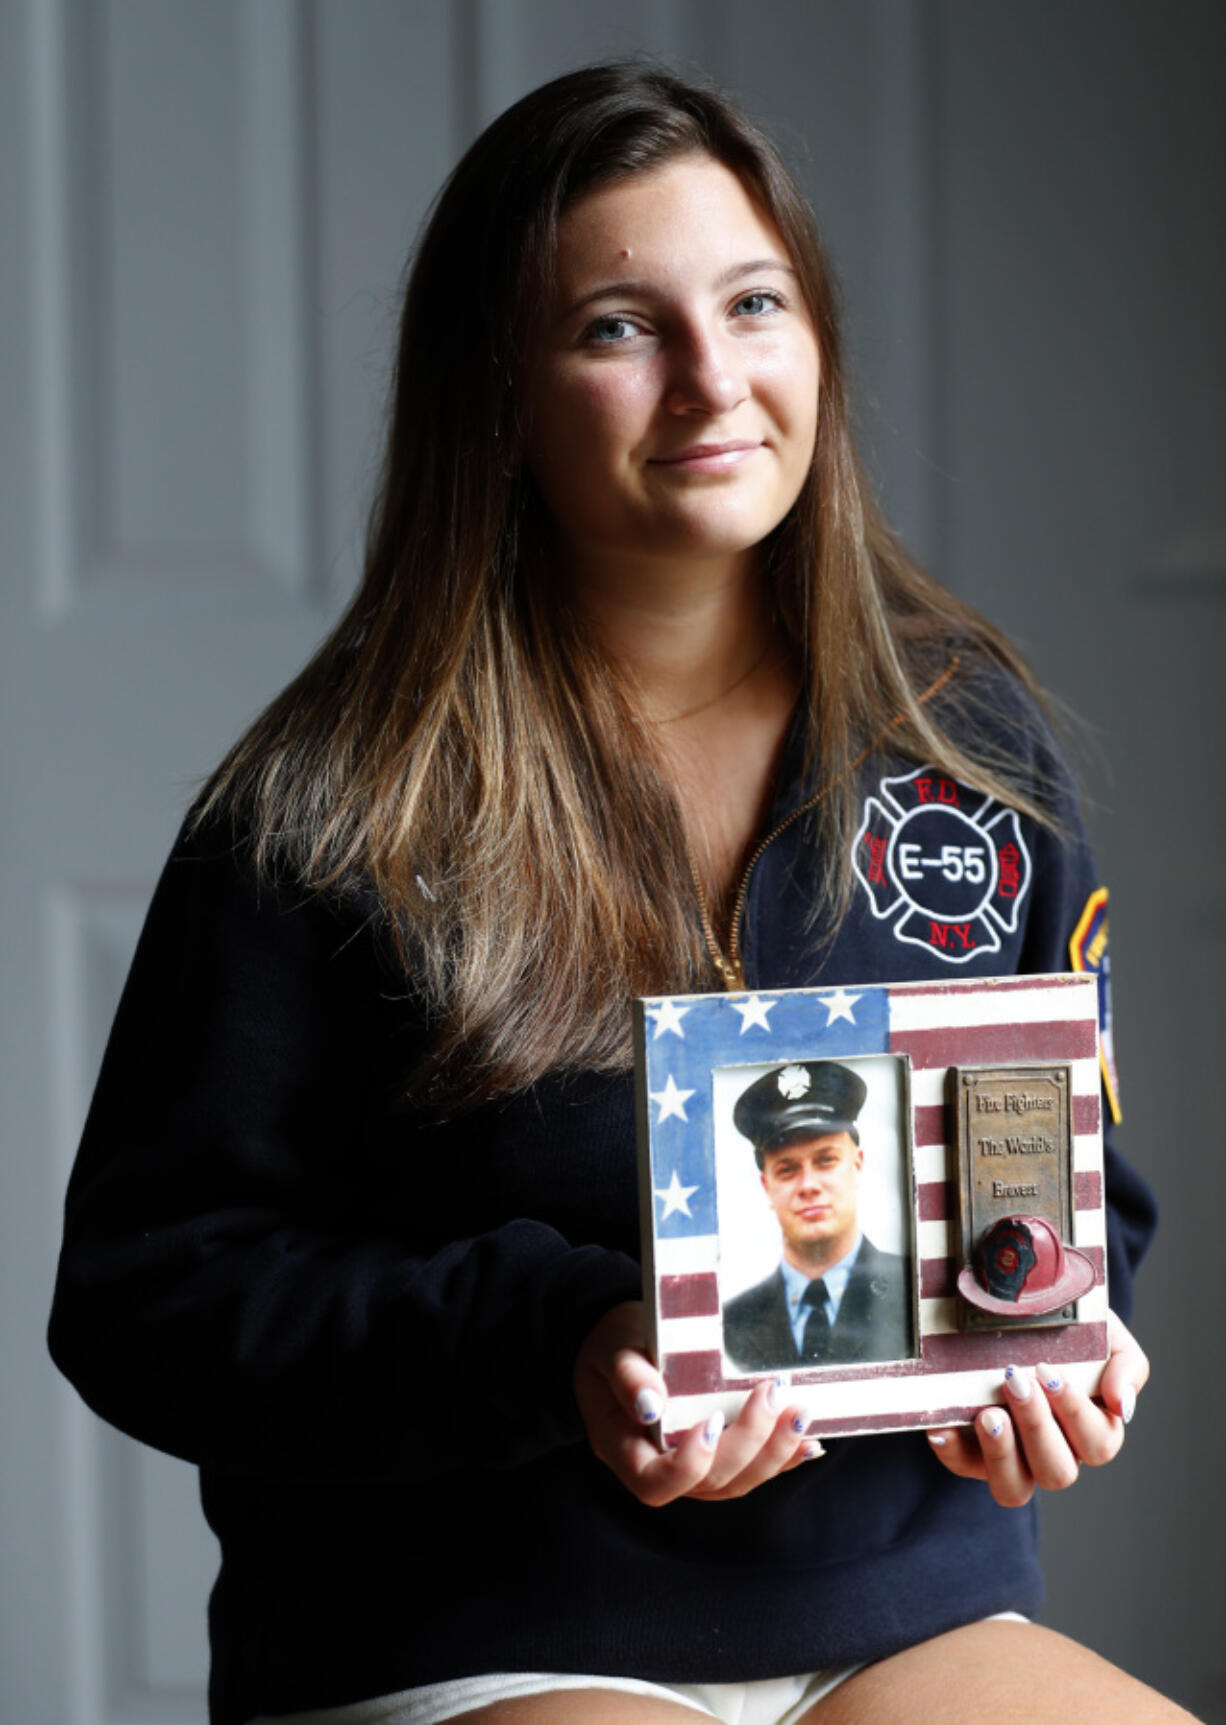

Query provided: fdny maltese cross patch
[852,765,1031,964]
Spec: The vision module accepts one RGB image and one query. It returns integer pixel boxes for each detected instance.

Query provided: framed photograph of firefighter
[712,1052,917,1376]
[633,972,1111,1447]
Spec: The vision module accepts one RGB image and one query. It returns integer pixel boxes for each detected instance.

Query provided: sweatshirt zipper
[690,660,961,993]
[687,785,830,992]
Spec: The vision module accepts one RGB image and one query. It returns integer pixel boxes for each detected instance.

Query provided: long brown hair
[200,61,1053,1108]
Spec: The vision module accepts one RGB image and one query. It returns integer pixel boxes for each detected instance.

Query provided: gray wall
[3,3,1222,1720]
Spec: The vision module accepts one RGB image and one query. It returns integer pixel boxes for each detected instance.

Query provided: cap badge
[777,1065,810,1099]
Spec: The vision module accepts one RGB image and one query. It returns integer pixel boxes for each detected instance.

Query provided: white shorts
[251,1614,1028,1725]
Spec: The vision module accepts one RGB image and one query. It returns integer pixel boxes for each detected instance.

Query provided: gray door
[2,4,455,1718]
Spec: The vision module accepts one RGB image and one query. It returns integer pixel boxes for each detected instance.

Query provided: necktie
[800,1278,831,1362]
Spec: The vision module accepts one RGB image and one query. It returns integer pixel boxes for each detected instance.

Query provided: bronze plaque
[954,1064,1074,1330]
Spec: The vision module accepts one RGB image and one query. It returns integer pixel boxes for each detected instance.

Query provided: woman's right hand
[572,1300,822,1505]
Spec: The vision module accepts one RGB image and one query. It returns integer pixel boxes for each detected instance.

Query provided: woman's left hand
[925,1310,1147,1507]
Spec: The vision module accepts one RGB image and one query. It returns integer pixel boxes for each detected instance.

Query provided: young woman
[49,62,1184,1725]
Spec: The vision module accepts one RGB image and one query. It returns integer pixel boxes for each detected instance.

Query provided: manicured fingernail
[791,1413,807,1434]
[1120,1387,1136,1425]
[767,1374,789,1412]
[634,1387,663,1424]
[1038,1364,1063,1395]
[803,1441,825,1460]
[928,1431,948,1447]
[1004,1364,1032,1402]
[702,1410,725,1449]
[982,1410,1006,1439]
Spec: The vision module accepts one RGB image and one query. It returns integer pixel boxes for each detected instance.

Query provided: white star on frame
[822,988,861,1025]
[654,1170,699,1219]
[646,1000,689,1039]
[732,994,776,1033]
[649,1074,695,1122]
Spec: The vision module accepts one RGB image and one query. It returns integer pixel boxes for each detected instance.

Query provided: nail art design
[982,1410,1006,1439]
[702,1410,725,1449]
[634,1387,663,1425]
[1039,1364,1062,1395]
[767,1375,787,1413]
[1004,1363,1032,1402]
[791,1413,807,1434]
[803,1441,825,1460]
[928,1432,948,1447]
[1120,1387,1136,1425]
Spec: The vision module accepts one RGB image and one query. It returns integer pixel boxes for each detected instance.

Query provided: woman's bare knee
[802,1622,1199,1725]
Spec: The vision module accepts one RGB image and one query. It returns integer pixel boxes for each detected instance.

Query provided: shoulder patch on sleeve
[1069,886,1122,1124]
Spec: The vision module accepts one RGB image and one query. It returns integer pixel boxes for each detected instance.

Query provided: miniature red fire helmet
[957,1214,1097,1318]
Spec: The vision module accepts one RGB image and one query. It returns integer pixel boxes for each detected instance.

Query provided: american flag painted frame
[633,972,1109,1445]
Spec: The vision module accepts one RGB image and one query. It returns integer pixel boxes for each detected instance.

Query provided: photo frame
[633,972,1110,1444]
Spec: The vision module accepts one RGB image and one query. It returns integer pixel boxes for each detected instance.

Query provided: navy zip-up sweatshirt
[48,669,1156,1725]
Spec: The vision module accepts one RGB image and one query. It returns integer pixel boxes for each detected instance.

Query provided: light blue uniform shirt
[779,1234,864,1353]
